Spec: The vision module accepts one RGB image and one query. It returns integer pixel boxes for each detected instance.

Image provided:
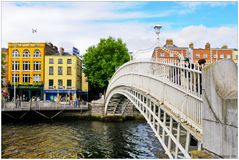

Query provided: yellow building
[44,49,82,101]
[7,42,57,100]
[82,73,88,92]
[233,49,238,64]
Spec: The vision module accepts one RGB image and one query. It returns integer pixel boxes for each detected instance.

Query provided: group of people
[30,96,41,102]
[50,94,81,107]
[170,57,207,94]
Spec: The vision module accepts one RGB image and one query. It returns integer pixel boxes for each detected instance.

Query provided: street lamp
[154,24,162,47]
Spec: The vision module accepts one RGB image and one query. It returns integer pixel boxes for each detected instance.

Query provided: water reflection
[2,120,165,158]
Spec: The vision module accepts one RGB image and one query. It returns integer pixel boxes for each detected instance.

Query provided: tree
[1,51,6,87]
[83,37,130,92]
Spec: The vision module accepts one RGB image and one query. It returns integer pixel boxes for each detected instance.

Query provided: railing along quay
[2,101,88,112]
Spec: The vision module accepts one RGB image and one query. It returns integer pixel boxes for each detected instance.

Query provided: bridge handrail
[107,59,203,99]
[111,58,201,83]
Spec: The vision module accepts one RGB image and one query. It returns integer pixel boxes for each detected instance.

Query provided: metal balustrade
[105,87,202,158]
[105,59,204,158]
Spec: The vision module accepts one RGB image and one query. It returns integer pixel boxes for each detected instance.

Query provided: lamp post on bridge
[129,51,133,60]
[154,24,162,47]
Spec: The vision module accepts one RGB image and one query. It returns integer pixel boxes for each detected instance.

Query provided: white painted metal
[106,60,203,133]
[105,59,204,158]
[105,87,196,158]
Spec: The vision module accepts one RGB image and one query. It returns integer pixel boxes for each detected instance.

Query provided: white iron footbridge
[105,59,204,158]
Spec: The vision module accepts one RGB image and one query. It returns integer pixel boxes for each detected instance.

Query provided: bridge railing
[107,59,203,132]
[109,59,203,98]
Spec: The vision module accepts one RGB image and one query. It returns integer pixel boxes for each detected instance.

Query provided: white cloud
[1,2,237,61]
[162,25,237,48]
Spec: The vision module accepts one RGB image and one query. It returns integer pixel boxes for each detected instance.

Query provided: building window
[220,54,224,59]
[23,61,30,71]
[49,66,54,75]
[12,74,19,83]
[33,74,41,82]
[58,66,63,75]
[203,54,208,58]
[67,67,71,75]
[58,59,63,64]
[12,50,20,58]
[33,50,41,57]
[67,80,72,89]
[12,61,20,71]
[23,74,30,83]
[34,61,41,71]
[49,58,54,64]
[227,54,231,59]
[58,79,63,89]
[160,53,165,57]
[195,54,200,58]
[213,54,217,58]
[67,59,72,64]
[23,49,30,57]
[49,79,54,89]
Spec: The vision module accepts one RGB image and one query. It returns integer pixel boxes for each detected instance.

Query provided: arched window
[23,49,30,57]
[34,50,41,57]
[12,50,20,58]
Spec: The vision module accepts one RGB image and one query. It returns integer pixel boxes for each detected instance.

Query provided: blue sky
[2,1,238,58]
[95,1,238,29]
[14,1,237,27]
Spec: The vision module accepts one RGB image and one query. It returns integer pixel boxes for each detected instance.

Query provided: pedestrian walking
[197,59,206,94]
[70,94,73,106]
[74,96,78,107]
[16,96,20,108]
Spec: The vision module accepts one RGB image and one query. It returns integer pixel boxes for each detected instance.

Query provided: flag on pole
[73,47,79,56]
[32,28,37,33]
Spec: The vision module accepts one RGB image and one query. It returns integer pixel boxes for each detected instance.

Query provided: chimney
[221,45,228,49]
[59,47,64,56]
[205,42,210,49]
[166,39,173,46]
[189,42,194,49]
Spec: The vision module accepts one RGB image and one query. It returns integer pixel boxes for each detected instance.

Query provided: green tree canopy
[83,37,130,91]
[1,51,7,87]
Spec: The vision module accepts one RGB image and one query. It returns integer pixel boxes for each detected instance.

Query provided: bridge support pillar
[202,59,238,158]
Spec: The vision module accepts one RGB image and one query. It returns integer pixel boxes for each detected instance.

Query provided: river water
[2,120,166,158]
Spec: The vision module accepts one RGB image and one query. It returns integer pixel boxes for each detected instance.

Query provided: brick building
[152,40,234,63]
[191,43,233,63]
[152,39,188,61]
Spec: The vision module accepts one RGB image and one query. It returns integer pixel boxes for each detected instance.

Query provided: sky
[1,1,238,59]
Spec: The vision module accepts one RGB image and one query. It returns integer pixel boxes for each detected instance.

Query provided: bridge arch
[105,60,203,158]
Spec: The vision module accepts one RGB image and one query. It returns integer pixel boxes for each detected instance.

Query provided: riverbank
[2,103,145,122]
[2,111,145,122]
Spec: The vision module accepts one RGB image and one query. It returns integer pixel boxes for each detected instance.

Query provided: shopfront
[44,90,88,102]
[44,90,77,101]
[8,85,44,101]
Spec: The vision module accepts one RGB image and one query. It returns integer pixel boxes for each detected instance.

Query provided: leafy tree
[1,51,6,86]
[83,37,130,92]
